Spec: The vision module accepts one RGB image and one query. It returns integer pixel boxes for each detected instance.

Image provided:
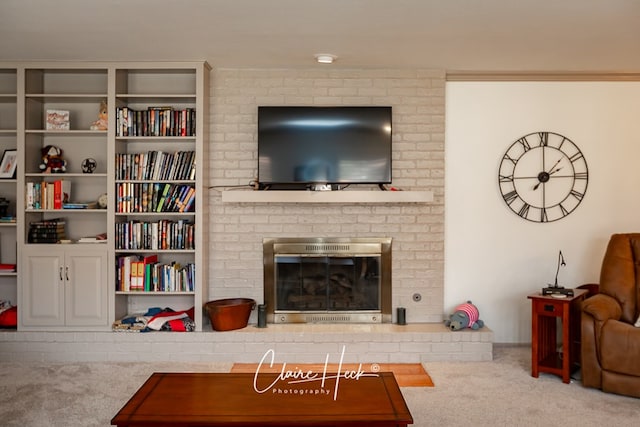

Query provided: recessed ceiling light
[315,54,337,64]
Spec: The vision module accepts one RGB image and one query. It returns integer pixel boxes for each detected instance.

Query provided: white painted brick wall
[0,325,493,363]
[209,68,445,323]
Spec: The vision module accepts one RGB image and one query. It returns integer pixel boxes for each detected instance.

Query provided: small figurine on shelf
[81,158,97,174]
[39,145,67,173]
[90,100,108,131]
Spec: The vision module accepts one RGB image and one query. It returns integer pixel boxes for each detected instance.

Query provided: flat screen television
[258,106,392,189]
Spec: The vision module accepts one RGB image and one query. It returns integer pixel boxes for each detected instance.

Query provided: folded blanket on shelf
[112,307,195,332]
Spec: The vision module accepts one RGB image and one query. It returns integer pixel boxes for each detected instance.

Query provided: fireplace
[263,237,392,323]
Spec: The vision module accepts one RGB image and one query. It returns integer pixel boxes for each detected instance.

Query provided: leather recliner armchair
[581,233,640,398]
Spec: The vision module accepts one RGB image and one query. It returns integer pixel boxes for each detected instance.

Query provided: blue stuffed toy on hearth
[445,301,484,331]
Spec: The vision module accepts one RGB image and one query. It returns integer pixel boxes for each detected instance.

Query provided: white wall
[445,81,640,343]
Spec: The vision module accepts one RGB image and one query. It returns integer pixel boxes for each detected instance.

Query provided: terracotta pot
[205,298,256,331]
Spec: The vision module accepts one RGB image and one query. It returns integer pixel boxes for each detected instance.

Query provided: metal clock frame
[498,131,588,223]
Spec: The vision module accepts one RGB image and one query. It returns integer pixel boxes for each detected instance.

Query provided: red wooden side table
[527,288,587,383]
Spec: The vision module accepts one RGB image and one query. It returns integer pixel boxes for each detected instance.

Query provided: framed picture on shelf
[46,109,70,130]
[0,149,17,179]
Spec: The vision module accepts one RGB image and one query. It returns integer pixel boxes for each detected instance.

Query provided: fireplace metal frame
[263,237,392,324]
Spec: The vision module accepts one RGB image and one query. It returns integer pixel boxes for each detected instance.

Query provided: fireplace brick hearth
[0,324,494,363]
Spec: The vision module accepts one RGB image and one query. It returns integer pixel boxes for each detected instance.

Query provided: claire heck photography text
[252,345,379,400]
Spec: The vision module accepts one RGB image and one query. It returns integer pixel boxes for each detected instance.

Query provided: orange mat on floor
[231,362,433,387]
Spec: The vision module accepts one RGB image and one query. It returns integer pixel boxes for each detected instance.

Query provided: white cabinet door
[22,246,108,328]
[65,247,108,326]
[22,249,65,327]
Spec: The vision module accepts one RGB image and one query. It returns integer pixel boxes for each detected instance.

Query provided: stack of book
[78,232,107,243]
[63,201,98,210]
[28,218,66,243]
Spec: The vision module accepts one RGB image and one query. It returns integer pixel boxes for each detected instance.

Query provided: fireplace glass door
[275,255,380,312]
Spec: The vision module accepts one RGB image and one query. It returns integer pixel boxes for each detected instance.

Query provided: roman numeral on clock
[502,190,518,205]
[503,153,517,165]
[575,172,588,180]
[569,152,584,163]
[538,132,549,146]
[570,189,585,201]
[517,137,531,151]
[518,203,530,218]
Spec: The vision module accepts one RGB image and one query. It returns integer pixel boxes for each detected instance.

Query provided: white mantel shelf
[221,190,434,204]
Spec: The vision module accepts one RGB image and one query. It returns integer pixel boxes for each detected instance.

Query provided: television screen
[258,106,392,188]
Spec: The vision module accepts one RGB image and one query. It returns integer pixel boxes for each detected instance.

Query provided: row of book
[115,219,195,250]
[116,183,195,213]
[27,217,66,244]
[115,150,195,181]
[116,254,195,292]
[25,180,71,210]
[116,107,196,137]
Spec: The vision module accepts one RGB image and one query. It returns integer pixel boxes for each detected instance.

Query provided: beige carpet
[1,346,639,426]
[231,362,434,387]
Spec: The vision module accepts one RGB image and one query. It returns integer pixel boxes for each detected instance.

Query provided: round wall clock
[498,131,588,222]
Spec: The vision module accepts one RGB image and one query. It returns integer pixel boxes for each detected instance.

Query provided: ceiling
[1,0,639,73]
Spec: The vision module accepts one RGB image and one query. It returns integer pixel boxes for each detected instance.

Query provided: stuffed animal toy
[445,301,484,331]
[90,100,108,130]
[39,145,67,173]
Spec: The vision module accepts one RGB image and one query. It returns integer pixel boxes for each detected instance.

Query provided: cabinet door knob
[59,266,63,281]
[65,266,69,281]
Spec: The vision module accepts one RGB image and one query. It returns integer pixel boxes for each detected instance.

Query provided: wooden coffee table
[112,372,413,426]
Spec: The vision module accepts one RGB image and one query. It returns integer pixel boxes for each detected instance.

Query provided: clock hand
[548,167,562,175]
[546,158,562,173]
[533,160,564,190]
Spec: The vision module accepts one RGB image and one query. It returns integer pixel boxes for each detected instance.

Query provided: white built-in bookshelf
[2,61,209,331]
[0,67,18,308]
[112,63,210,331]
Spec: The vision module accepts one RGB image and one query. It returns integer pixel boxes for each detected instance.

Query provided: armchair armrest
[582,293,622,322]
